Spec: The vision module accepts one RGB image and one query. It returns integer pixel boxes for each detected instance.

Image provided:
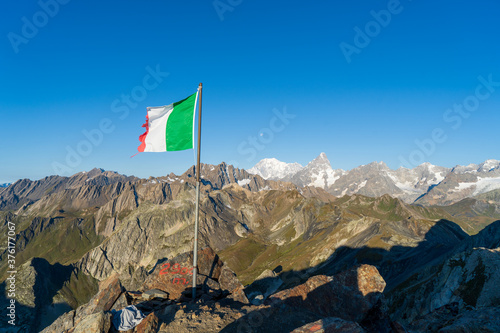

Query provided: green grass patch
[58,270,99,309]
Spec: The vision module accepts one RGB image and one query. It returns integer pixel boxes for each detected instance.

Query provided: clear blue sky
[1,0,499,183]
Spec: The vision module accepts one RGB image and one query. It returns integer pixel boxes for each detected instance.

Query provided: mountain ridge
[1,162,500,332]
[247,153,500,206]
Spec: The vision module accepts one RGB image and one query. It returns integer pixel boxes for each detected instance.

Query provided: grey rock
[73,311,111,333]
[40,310,75,333]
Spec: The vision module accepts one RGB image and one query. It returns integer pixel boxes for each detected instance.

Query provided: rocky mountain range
[1,163,500,332]
[248,153,500,206]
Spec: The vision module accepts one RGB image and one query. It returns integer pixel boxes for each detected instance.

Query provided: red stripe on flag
[138,112,150,152]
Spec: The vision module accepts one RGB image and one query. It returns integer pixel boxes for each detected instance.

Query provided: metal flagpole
[192,82,203,300]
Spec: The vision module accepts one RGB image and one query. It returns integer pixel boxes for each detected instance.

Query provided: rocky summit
[1,162,500,332]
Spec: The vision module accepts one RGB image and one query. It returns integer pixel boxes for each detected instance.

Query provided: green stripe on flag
[165,92,197,151]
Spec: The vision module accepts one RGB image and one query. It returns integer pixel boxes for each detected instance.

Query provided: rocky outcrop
[390,246,500,326]
[141,247,247,303]
[41,247,248,333]
[270,265,386,323]
[436,307,500,332]
[142,247,224,300]
[73,311,112,333]
[409,305,500,333]
[73,273,123,326]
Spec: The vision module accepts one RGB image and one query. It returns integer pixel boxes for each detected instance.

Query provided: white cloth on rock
[111,305,146,331]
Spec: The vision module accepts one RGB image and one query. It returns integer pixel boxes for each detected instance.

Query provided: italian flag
[138,92,198,152]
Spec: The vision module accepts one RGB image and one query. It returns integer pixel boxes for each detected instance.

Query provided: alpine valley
[1,155,500,332]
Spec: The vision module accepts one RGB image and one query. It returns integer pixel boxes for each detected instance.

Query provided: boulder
[219,265,249,303]
[133,312,160,333]
[110,293,129,311]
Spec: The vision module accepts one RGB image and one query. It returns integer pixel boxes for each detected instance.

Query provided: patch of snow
[356,180,367,191]
[386,172,418,193]
[259,186,271,191]
[473,177,500,195]
[435,171,446,183]
[238,179,251,186]
[455,182,475,191]
[85,174,98,182]
[396,181,419,192]
[310,173,326,188]
[451,177,500,195]
[430,165,444,177]
[180,179,184,183]
[304,156,342,188]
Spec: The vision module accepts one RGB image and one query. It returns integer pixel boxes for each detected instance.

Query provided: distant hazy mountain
[415,159,500,206]
[328,161,451,203]
[0,183,10,188]
[247,154,500,205]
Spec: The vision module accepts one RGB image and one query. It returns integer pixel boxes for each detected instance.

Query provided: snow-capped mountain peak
[307,152,331,168]
[247,158,303,180]
[452,160,500,174]
[247,153,344,189]
[295,152,344,188]
[479,159,500,172]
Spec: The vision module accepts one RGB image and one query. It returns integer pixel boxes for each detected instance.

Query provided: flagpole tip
[199,82,202,88]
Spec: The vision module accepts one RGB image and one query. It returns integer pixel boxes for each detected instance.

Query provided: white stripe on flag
[144,104,174,152]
